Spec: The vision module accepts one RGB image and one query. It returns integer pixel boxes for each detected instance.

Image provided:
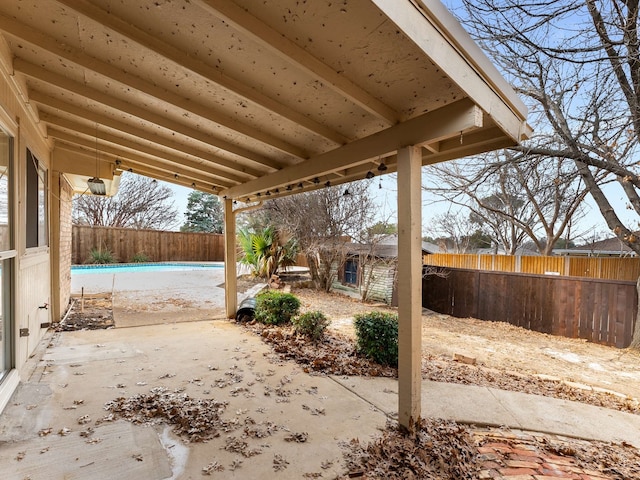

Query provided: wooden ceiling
[0,0,529,200]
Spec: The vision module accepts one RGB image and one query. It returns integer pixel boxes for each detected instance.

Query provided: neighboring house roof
[565,237,637,257]
[372,234,440,254]
[345,240,437,259]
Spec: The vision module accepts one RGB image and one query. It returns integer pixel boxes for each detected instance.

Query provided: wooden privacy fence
[425,253,640,281]
[72,225,224,264]
[423,268,636,348]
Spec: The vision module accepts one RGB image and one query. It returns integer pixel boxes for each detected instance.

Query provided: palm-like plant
[238,226,298,279]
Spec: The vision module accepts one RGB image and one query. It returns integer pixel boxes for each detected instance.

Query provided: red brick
[480,461,503,470]
[505,460,543,470]
[478,469,501,479]
[534,476,575,480]
[534,476,580,480]
[509,453,543,463]
[544,456,577,466]
[481,443,514,453]
[500,468,539,476]
[540,467,576,478]
[513,442,538,450]
[478,451,501,460]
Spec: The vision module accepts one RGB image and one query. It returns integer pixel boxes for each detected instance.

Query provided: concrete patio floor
[2,316,640,479]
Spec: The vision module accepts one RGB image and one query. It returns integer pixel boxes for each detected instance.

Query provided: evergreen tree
[181,191,223,233]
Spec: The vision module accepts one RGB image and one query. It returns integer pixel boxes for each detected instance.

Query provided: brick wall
[58,175,73,317]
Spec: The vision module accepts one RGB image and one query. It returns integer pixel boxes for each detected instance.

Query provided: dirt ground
[291,287,640,402]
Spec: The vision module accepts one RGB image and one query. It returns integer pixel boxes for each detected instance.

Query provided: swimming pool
[71,262,223,274]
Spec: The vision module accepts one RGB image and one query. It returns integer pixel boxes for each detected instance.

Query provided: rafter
[196,0,399,125]
[40,109,252,184]
[54,141,227,190]
[49,128,238,188]
[30,90,264,180]
[52,0,349,146]
[14,58,286,171]
[221,99,483,199]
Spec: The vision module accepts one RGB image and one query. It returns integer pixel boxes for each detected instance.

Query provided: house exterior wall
[0,35,55,414]
[55,173,73,320]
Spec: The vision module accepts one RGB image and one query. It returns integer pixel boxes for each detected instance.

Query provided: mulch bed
[56,295,114,331]
[244,322,396,377]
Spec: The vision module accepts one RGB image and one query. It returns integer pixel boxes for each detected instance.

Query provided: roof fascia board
[372,0,529,141]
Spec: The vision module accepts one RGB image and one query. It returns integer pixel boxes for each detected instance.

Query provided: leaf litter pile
[340,419,479,480]
[104,387,230,442]
[249,323,396,377]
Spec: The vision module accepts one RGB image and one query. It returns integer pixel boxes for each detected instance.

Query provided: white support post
[223,198,237,319]
[397,145,423,431]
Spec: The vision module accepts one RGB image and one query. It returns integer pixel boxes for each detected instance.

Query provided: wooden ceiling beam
[52,0,349,146]
[196,0,399,125]
[48,127,238,188]
[54,141,227,190]
[14,58,285,171]
[221,98,482,199]
[31,90,263,179]
[41,111,250,183]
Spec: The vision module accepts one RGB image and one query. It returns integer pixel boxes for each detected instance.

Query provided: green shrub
[254,291,301,325]
[87,247,116,264]
[293,311,330,341]
[131,252,151,263]
[353,311,398,367]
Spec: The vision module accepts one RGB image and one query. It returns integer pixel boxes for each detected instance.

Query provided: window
[0,128,13,381]
[344,259,358,285]
[26,149,47,248]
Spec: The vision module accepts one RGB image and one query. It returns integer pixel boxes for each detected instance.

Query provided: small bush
[254,291,301,325]
[293,311,330,341]
[87,247,116,264]
[131,252,151,263]
[354,311,398,367]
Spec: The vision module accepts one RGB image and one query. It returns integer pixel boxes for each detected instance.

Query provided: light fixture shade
[87,177,106,195]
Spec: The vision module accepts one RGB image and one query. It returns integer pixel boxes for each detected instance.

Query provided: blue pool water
[71,263,223,274]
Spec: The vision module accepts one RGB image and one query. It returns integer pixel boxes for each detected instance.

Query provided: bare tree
[454,0,640,346]
[425,150,589,255]
[429,211,477,253]
[264,181,376,291]
[73,172,178,230]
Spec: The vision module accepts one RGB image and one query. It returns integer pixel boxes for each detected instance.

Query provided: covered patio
[0,0,528,428]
